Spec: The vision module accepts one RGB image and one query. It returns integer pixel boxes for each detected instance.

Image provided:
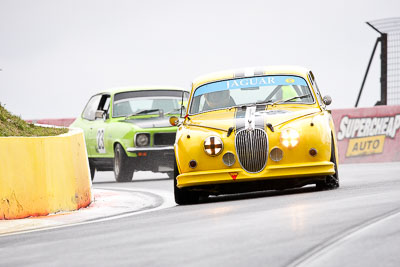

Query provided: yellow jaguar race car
[171,66,339,204]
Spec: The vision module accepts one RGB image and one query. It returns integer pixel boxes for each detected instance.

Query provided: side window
[308,71,324,107]
[82,94,102,121]
[98,95,111,119]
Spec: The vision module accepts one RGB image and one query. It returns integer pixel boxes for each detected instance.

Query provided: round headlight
[204,136,223,156]
[136,133,150,147]
[280,128,300,148]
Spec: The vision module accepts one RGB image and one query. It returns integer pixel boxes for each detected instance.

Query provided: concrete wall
[0,129,92,219]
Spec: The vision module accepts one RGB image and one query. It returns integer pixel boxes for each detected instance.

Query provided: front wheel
[174,158,199,205]
[114,144,134,182]
[316,138,340,190]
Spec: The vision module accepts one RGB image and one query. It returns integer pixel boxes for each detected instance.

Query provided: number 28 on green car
[71,87,189,182]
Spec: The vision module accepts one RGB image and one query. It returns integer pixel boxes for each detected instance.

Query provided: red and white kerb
[204,136,223,156]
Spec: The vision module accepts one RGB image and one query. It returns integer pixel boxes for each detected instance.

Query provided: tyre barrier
[0,128,92,220]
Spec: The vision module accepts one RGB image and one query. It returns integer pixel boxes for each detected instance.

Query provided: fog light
[189,160,197,168]
[270,147,283,162]
[222,152,236,166]
[309,148,317,157]
[280,128,300,148]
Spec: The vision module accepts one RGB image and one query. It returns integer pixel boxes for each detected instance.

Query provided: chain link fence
[369,18,400,105]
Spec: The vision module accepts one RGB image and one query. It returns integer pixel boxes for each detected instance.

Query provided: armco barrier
[0,128,92,219]
[331,105,400,164]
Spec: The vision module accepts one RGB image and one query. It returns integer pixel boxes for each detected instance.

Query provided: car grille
[235,128,268,173]
[154,133,176,146]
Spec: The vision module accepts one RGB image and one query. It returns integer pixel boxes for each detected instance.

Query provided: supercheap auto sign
[332,106,400,163]
[338,115,400,157]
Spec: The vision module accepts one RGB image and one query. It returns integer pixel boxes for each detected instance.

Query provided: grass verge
[0,103,68,137]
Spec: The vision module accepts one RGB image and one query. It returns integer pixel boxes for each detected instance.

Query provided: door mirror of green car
[180,105,187,118]
[95,110,105,120]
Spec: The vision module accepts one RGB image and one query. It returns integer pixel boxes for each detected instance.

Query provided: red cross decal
[204,137,222,155]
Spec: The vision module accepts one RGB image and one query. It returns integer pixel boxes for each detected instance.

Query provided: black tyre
[89,159,95,181]
[316,137,340,190]
[174,158,199,205]
[114,144,134,182]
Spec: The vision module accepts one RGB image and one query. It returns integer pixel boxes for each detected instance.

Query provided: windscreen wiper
[255,100,273,106]
[125,109,161,118]
[164,108,181,115]
[272,94,312,105]
[228,100,273,111]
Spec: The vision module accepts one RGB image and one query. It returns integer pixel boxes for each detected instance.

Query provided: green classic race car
[71,87,189,182]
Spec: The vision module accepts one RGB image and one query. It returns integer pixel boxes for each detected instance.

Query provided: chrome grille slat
[235,128,268,173]
[251,131,256,172]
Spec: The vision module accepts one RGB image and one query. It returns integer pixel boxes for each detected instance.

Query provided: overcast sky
[1,0,399,119]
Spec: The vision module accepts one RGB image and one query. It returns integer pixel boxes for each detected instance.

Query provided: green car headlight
[135,133,150,147]
[204,136,223,156]
[280,128,300,148]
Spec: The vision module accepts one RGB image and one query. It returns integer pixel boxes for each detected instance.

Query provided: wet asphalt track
[1,162,400,267]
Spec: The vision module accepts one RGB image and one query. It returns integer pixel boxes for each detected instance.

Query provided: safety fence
[357,18,400,106]
[368,18,400,105]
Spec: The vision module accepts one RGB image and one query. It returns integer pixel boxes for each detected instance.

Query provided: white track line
[0,187,176,237]
[288,207,400,267]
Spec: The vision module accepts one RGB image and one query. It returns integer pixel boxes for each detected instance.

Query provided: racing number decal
[96,128,106,154]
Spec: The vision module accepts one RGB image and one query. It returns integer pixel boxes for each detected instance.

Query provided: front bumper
[127,146,174,152]
[127,146,175,172]
[177,161,335,188]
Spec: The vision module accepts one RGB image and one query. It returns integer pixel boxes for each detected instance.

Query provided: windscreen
[189,75,314,114]
[113,90,183,117]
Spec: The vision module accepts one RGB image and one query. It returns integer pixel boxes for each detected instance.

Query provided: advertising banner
[331,105,400,164]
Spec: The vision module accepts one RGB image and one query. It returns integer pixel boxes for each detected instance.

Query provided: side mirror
[95,110,106,120]
[323,95,332,106]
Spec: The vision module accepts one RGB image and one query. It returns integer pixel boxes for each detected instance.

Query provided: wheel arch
[113,140,127,154]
